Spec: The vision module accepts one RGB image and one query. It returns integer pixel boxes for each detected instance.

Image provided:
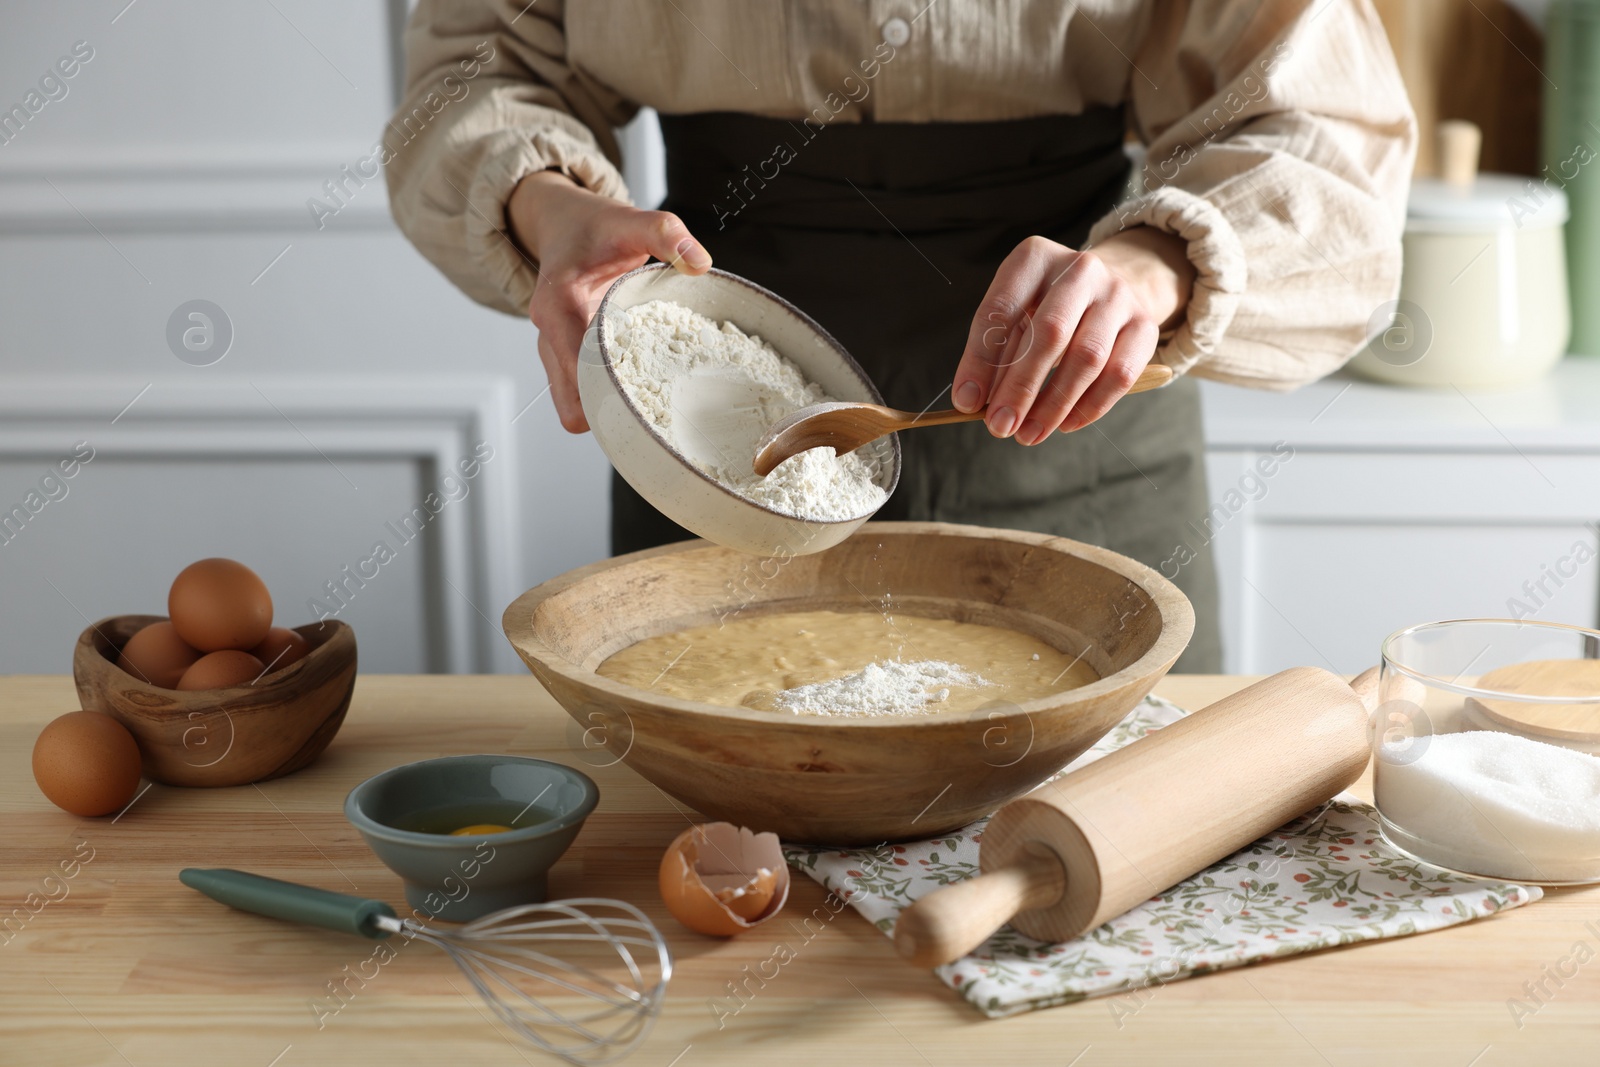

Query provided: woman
[385,1,1415,672]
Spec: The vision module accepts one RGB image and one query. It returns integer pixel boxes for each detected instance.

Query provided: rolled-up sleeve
[1087,0,1416,390]
[384,0,636,316]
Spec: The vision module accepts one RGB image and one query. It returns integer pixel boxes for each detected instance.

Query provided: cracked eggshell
[658,822,790,937]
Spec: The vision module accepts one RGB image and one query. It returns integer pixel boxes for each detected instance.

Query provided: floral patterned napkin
[784,695,1542,1018]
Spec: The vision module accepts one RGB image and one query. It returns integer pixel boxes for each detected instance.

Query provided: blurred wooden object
[1374,0,1544,177]
[1437,119,1483,186]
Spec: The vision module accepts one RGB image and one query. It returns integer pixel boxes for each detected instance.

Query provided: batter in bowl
[597,609,1097,717]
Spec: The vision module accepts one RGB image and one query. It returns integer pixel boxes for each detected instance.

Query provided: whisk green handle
[180,868,398,940]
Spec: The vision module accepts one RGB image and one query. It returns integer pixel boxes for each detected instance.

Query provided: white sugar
[773,659,991,717]
[607,299,888,522]
[1378,730,1600,882]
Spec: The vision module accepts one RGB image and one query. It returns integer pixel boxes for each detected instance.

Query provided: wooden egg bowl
[73,615,358,787]
[503,521,1193,845]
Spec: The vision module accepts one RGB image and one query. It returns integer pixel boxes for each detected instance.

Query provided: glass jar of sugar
[1374,619,1600,885]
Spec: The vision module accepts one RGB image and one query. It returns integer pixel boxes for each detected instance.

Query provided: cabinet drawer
[1204,450,1600,674]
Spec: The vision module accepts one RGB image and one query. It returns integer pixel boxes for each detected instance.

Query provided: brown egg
[116,621,201,689]
[32,710,143,817]
[177,650,266,691]
[169,558,272,652]
[250,627,310,674]
[658,822,790,936]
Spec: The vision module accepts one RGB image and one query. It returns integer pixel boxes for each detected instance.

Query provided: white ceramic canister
[1352,125,1570,388]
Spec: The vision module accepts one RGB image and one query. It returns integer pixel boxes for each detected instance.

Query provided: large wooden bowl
[73,615,358,787]
[503,522,1193,845]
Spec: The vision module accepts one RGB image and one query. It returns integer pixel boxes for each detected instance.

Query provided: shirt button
[881,16,911,47]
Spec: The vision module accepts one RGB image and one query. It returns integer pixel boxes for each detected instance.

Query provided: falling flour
[606,299,888,522]
[1378,730,1600,882]
[770,659,992,718]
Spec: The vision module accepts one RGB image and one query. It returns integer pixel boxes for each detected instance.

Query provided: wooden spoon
[753,364,1173,476]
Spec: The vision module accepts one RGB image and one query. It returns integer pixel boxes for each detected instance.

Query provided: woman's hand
[508,171,713,433]
[951,227,1194,445]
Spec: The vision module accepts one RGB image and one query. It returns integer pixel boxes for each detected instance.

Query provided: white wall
[0,1,617,673]
[8,3,1595,680]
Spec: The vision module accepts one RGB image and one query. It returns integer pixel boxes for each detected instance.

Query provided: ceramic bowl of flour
[578,264,900,556]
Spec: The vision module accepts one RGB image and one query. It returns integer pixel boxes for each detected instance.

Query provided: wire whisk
[181,869,672,1066]
[387,898,670,1063]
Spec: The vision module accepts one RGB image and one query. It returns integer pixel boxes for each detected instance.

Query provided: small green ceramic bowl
[344,755,599,921]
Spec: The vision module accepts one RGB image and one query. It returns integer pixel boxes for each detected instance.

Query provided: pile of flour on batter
[606,299,888,522]
[772,659,992,718]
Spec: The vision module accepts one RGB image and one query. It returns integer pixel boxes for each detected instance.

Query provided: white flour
[773,659,992,718]
[607,300,888,522]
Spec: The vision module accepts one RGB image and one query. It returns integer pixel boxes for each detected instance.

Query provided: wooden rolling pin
[894,666,1377,968]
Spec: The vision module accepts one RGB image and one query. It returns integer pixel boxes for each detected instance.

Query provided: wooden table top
[4,673,1597,1067]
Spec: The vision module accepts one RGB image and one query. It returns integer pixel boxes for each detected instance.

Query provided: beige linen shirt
[384,0,1416,390]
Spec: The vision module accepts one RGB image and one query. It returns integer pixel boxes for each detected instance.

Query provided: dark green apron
[612,111,1221,671]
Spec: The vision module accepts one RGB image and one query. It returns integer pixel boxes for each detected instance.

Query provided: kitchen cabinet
[1200,359,1600,673]
[0,3,615,675]
[5,4,1594,679]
